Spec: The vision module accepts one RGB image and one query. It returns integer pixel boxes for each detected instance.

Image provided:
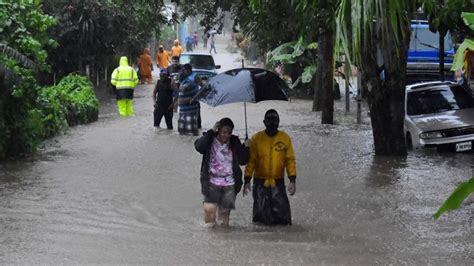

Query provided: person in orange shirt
[138,48,153,84]
[156,45,170,69]
[171,40,183,57]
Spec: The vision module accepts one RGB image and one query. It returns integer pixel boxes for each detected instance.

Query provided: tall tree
[295,0,339,123]
[248,0,338,122]
[337,0,416,155]
[43,0,169,79]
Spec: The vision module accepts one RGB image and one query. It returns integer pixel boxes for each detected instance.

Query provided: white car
[404,81,474,152]
[179,52,221,82]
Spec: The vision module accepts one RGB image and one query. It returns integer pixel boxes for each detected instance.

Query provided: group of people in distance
[111,41,298,227]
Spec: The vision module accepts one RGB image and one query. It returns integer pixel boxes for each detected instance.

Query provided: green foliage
[268,38,318,84]
[43,0,169,76]
[173,0,233,34]
[422,0,474,41]
[158,24,178,49]
[0,0,56,157]
[433,177,474,219]
[38,74,98,138]
[241,0,315,53]
[302,65,317,83]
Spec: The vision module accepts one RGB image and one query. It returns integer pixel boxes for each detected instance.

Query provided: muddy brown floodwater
[1,35,472,264]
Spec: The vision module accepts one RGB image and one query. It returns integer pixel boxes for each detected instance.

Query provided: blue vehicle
[406,21,455,84]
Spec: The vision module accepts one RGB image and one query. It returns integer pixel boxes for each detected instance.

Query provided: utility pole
[175,3,179,40]
[357,72,362,124]
[345,0,352,114]
[356,0,362,124]
[439,0,445,81]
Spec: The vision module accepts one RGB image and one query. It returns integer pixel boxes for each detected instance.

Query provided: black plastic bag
[252,179,291,225]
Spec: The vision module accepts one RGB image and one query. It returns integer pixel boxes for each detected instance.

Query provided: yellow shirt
[171,45,183,57]
[156,51,170,68]
[244,130,296,187]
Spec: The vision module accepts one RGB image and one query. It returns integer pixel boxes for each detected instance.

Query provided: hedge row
[0,74,98,158]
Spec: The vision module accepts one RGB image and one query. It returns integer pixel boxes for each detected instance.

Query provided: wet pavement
[0,36,473,264]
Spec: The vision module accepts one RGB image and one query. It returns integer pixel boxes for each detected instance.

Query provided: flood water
[1,36,473,264]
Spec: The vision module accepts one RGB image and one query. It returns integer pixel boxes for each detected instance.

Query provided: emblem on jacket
[274,141,286,151]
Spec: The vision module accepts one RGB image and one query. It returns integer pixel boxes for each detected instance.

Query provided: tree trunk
[367,78,407,156]
[366,25,410,156]
[320,24,336,124]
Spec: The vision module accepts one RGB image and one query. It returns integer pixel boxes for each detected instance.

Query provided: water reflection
[366,156,408,188]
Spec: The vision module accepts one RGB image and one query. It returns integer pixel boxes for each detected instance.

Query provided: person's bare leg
[203,203,217,226]
[217,208,230,226]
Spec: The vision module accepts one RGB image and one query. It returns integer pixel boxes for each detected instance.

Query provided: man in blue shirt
[178,64,200,136]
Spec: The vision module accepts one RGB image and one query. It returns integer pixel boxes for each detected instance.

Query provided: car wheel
[406,132,413,150]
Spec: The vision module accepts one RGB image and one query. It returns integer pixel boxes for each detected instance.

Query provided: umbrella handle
[244,102,248,139]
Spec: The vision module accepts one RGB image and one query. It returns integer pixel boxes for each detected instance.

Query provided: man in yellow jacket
[111,56,139,117]
[243,109,296,225]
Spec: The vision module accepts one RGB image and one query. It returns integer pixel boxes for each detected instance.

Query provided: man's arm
[285,136,297,183]
[111,69,118,86]
[152,83,158,102]
[132,69,139,86]
[244,135,257,183]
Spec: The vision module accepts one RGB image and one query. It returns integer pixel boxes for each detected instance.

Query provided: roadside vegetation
[0,0,173,158]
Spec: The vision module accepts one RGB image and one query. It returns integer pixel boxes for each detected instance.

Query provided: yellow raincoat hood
[119,56,129,67]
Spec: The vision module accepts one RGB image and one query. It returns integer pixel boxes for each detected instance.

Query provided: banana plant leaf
[462,12,474,31]
[450,38,474,71]
[302,65,316,83]
[433,177,474,220]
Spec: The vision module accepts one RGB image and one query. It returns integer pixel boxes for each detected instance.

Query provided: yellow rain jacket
[111,56,139,89]
[245,130,297,187]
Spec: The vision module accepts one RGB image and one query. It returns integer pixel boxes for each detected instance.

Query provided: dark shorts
[203,183,236,210]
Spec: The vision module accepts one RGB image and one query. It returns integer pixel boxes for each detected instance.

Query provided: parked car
[179,52,221,82]
[405,81,474,152]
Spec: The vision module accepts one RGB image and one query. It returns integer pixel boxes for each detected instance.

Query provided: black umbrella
[194,67,289,138]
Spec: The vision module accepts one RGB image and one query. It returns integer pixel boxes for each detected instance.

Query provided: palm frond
[0,43,36,70]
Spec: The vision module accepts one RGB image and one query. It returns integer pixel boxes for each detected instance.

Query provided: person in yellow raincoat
[138,48,153,84]
[111,56,139,117]
[243,109,297,225]
[171,40,183,57]
[156,44,170,69]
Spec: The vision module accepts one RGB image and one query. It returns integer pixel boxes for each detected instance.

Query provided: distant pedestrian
[111,56,139,117]
[194,118,249,227]
[243,109,297,225]
[166,56,183,112]
[185,35,193,52]
[209,34,217,54]
[138,48,153,84]
[153,69,174,130]
[156,44,170,69]
[203,33,209,49]
[193,75,205,129]
[193,32,199,49]
[177,64,200,136]
[171,40,183,57]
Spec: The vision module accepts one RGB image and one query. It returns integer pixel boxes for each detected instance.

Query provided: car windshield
[180,55,215,70]
[407,85,474,115]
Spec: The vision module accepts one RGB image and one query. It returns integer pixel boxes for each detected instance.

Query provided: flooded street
[1,37,473,264]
